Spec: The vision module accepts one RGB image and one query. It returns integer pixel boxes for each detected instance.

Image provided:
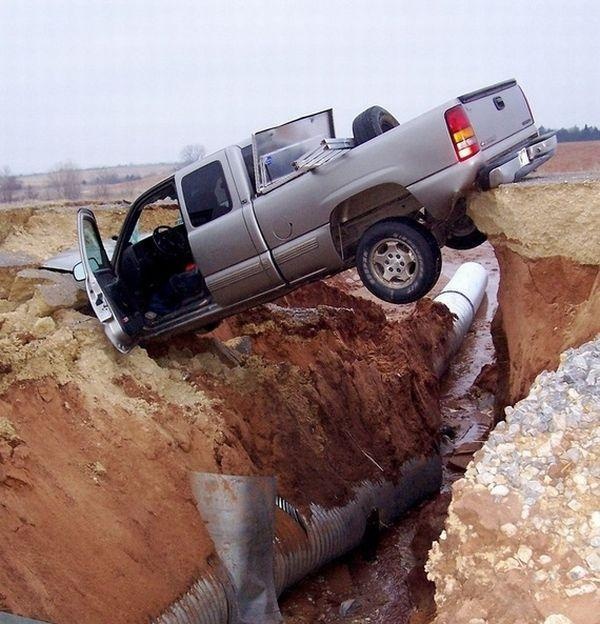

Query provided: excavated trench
[279,243,499,624]
[0,178,598,624]
[0,203,455,623]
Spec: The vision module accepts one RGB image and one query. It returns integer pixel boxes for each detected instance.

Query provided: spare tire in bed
[352,106,400,145]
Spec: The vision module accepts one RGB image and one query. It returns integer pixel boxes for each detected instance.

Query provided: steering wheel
[152,225,186,257]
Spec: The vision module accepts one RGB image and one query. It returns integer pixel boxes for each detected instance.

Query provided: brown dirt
[0,203,182,262]
[281,243,500,623]
[492,246,600,407]
[538,140,600,174]
[148,283,453,510]
[0,378,212,623]
[0,230,453,624]
[7,187,594,623]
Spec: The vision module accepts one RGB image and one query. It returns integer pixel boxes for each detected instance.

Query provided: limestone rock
[427,339,600,624]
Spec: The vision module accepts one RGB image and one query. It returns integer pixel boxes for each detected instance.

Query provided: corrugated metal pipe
[155,458,442,624]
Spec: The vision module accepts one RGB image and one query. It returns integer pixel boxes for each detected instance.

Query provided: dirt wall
[427,180,600,624]
[0,205,453,623]
[468,181,600,407]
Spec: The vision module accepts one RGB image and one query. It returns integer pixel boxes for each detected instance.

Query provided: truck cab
[79,144,290,352]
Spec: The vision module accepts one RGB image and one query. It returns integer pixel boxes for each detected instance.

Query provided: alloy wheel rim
[369,238,418,287]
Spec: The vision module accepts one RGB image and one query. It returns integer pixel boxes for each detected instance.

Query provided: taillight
[445,105,480,161]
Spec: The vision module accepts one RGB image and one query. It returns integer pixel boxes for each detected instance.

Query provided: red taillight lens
[445,105,480,161]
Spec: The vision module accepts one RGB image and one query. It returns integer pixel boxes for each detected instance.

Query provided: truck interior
[117,181,209,321]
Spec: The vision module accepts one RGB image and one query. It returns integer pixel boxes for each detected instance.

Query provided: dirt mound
[0,213,453,623]
[0,203,128,261]
[468,181,600,407]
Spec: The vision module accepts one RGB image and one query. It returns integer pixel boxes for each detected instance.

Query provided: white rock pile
[427,337,600,624]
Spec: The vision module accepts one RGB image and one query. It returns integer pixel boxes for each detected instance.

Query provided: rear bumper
[477,132,557,190]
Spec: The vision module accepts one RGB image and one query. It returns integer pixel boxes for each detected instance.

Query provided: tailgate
[459,80,534,151]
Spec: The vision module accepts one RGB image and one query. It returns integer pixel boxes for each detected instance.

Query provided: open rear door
[77,208,143,353]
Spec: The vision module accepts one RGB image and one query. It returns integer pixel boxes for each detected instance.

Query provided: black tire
[356,219,442,304]
[445,216,487,250]
[198,320,221,334]
[352,106,400,146]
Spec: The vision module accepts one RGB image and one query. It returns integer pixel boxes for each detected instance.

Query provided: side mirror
[73,262,86,282]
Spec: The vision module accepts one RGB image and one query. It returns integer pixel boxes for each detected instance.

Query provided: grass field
[12,162,177,203]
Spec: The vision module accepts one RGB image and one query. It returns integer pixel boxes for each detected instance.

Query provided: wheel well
[329,183,423,261]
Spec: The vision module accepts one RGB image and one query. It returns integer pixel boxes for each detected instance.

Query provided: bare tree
[179,144,206,166]
[0,166,22,203]
[48,161,82,200]
[95,173,111,200]
[24,184,38,200]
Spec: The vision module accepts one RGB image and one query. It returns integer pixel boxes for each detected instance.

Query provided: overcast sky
[1,0,598,174]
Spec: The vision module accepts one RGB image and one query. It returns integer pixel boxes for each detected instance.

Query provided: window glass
[241,144,256,193]
[182,161,232,227]
[82,219,110,275]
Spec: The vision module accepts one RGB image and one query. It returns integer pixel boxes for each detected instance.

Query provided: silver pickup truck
[76,79,555,352]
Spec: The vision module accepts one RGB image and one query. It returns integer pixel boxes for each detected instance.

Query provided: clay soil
[281,243,500,624]
[0,206,454,624]
[492,247,600,407]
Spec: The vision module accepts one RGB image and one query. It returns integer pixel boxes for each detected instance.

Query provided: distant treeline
[539,125,600,142]
[82,172,142,185]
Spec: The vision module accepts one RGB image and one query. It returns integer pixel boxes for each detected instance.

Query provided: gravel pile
[427,337,600,624]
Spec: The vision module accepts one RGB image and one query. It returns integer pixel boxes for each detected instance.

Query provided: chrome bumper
[478,132,557,190]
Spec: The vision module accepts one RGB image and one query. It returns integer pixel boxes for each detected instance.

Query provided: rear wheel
[356,219,442,304]
[445,216,487,250]
[352,106,400,145]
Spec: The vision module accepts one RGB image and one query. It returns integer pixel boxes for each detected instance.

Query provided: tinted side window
[182,161,232,228]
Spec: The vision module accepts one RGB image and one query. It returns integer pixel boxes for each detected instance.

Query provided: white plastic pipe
[433,261,489,375]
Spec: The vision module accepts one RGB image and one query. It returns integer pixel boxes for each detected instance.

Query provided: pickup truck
[75,79,556,352]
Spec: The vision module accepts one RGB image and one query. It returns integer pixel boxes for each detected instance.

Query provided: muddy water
[280,243,499,623]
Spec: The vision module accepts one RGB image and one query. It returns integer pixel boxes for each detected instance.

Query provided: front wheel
[356,219,442,304]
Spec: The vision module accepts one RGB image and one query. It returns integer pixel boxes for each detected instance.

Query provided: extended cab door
[175,151,283,306]
[77,208,143,353]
